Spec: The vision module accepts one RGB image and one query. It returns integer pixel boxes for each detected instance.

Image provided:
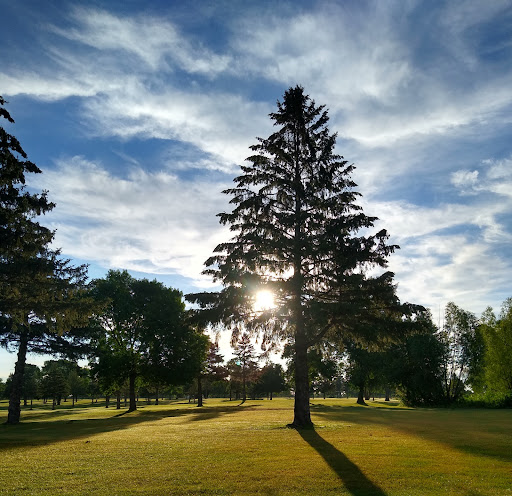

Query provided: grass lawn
[1,397,511,495]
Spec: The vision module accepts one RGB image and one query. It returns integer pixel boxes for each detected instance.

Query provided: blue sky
[1,0,512,379]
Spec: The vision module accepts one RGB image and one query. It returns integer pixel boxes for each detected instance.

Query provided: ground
[1,398,511,495]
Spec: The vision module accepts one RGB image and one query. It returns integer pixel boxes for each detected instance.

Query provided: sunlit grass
[1,398,511,495]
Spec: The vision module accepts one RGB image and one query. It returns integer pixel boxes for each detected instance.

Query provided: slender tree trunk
[72,396,75,407]
[197,376,203,407]
[155,386,159,405]
[385,388,390,401]
[116,390,121,409]
[105,395,110,408]
[128,370,137,412]
[7,330,29,425]
[242,369,247,403]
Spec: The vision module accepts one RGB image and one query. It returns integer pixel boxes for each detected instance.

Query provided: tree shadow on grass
[310,403,512,464]
[0,403,258,452]
[297,427,388,496]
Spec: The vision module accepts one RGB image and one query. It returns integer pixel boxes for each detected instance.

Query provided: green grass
[1,398,511,495]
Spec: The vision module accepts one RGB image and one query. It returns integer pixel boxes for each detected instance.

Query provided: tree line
[2,295,510,410]
[2,88,510,426]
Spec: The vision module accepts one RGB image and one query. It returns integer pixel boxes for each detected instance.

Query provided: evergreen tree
[188,86,421,427]
[0,97,93,424]
[233,332,259,403]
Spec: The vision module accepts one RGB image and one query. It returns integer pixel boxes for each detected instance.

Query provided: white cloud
[390,234,511,315]
[82,87,272,167]
[53,7,231,75]
[451,169,479,194]
[29,156,231,287]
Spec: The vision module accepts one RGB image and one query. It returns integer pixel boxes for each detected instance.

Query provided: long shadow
[310,403,512,464]
[0,402,258,452]
[297,427,388,496]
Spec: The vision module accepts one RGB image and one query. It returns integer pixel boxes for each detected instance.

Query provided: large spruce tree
[0,97,93,424]
[188,86,420,427]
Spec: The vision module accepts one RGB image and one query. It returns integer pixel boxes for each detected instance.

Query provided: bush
[461,391,512,408]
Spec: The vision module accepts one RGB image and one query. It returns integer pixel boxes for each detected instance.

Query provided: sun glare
[253,290,275,312]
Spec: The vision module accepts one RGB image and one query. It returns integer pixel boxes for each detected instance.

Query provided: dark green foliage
[90,270,208,412]
[188,86,421,427]
[256,362,287,399]
[40,361,70,407]
[394,332,446,407]
[0,97,94,424]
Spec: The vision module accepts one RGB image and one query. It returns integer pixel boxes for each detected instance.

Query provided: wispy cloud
[1,1,511,319]
[30,156,231,287]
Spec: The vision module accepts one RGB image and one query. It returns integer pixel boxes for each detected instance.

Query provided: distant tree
[391,320,446,407]
[90,270,207,412]
[67,366,89,406]
[197,340,228,406]
[308,348,338,399]
[22,364,41,408]
[0,97,94,424]
[226,358,242,401]
[257,362,287,400]
[439,302,481,403]
[345,344,374,405]
[40,361,70,409]
[232,332,259,403]
[480,299,512,394]
[0,378,5,399]
[187,86,422,427]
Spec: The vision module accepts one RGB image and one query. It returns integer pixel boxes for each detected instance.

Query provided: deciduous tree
[90,270,207,412]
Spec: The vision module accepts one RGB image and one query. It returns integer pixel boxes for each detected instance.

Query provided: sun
[253,290,275,312]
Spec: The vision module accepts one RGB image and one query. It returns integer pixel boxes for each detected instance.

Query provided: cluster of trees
[2,88,510,427]
[340,299,512,407]
[2,297,511,413]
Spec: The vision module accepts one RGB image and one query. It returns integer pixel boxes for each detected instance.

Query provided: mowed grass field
[1,398,511,495]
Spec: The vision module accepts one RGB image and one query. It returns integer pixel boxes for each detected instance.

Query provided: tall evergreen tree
[0,97,93,424]
[188,86,421,427]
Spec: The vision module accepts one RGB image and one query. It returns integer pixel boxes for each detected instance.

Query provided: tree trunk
[128,370,137,412]
[197,376,203,407]
[291,337,312,428]
[385,388,390,401]
[242,369,247,403]
[155,386,159,405]
[105,395,110,408]
[7,330,29,425]
[116,391,121,409]
[357,386,366,405]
